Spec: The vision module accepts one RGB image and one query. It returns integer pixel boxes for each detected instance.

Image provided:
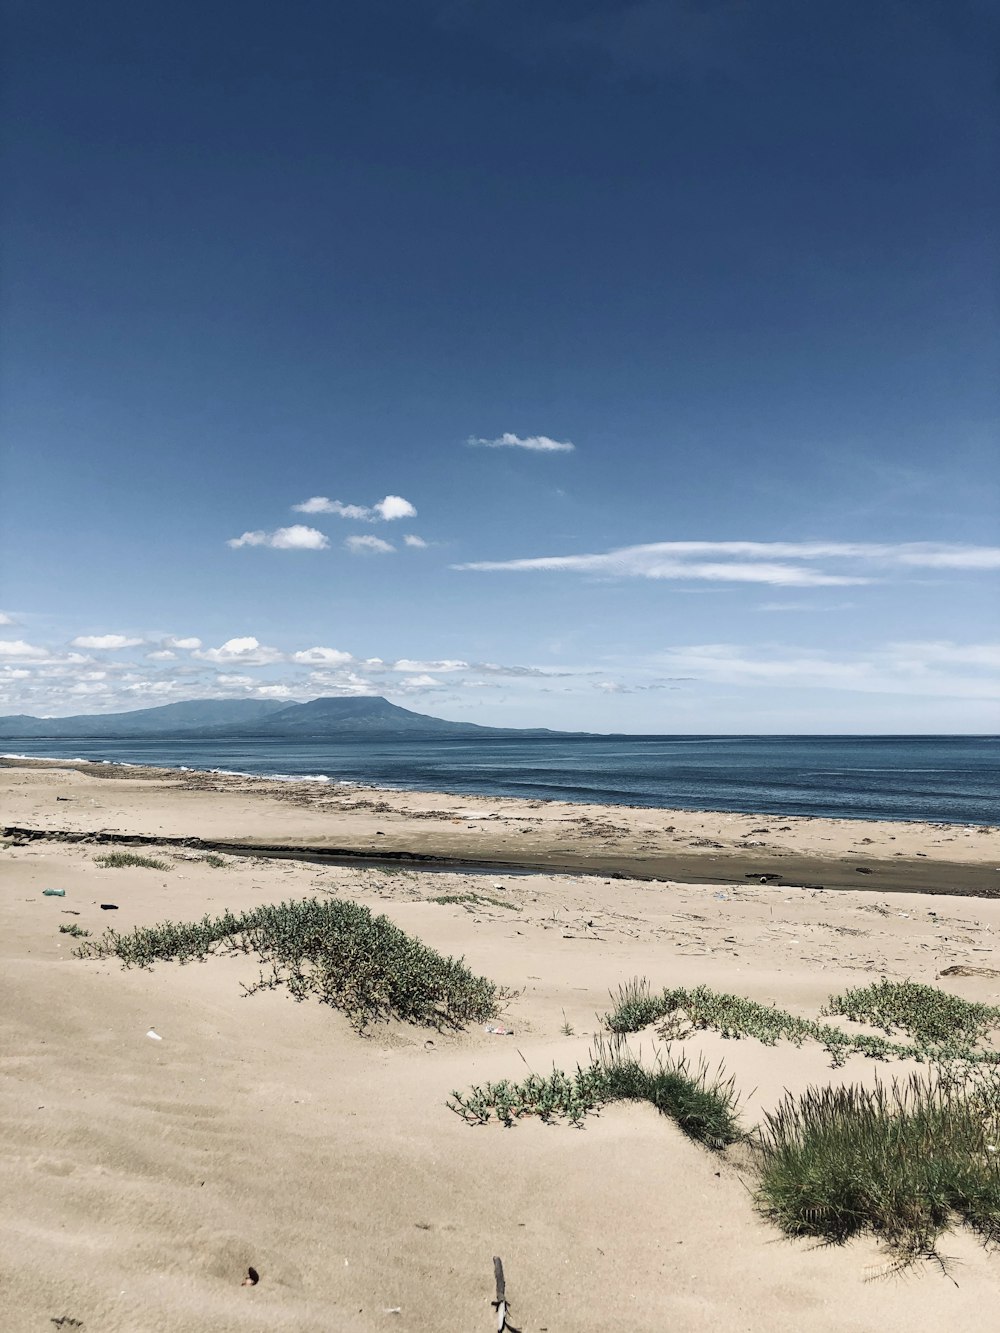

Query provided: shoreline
[3,756,997,898]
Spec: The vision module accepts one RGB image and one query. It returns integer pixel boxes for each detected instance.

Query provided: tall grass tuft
[77,896,504,1032]
[755,1070,1000,1256]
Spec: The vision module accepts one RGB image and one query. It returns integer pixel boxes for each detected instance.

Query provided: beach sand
[3,761,1000,1331]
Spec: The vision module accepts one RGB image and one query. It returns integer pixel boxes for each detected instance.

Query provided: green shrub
[77,896,504,1032]
[58,923,90,938]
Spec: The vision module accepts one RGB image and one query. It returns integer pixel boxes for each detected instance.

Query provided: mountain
[0,698,290,738]
[0,696,576,739]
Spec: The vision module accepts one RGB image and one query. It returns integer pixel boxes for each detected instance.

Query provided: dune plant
[824,979,1000,1049]
[431,892,520,911]
[605,979,1000,1066]
[449,1034,742,1148]
[94,851,170,871]
[754,1069,1000,1257]
[77,896,504,1031]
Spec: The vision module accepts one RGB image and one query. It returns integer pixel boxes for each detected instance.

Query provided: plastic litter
[100,903,119,910]
[242,1266,260,1287]
[146,1029,162,1041]
[42,889,66,897]
[484,1024,514,1036]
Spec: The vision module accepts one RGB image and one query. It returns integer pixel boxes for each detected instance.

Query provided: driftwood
[492,1256,521,1332]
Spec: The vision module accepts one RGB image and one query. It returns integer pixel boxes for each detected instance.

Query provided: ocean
[3,734,997,825]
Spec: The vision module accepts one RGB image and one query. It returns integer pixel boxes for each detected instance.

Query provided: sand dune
[2,762,999,1330]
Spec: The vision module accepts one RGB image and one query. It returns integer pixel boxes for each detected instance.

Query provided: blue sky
[2,0,998,732]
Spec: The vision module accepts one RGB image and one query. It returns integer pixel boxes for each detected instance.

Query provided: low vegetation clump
[755,1069,1000,1257]
[58,923,90,937]
[431,892,520,911]
[449,1035,742,1148]
[94,851,170,871]
[824,979,1000,1049]
[605,978,1000,1066]
[200,853,230,869]
[77,896,504,1031]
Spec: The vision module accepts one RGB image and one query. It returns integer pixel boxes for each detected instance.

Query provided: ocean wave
[2,752,87,763]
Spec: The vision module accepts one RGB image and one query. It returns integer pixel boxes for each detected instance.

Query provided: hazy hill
[0,696,574,739]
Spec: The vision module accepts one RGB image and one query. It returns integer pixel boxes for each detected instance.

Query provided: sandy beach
[3,759,1000,1331]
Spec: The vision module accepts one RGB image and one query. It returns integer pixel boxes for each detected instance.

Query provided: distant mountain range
[0,696,578,739]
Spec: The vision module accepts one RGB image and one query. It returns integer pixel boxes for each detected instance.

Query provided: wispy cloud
[345,535,395,555]
[468,432,575,453]
[293,497,373,518]
[291,494,417,521]
[0,613,13,625]
[403,534,428,548]
[653,641,1000,699]
[455,541,1000,587]
[163,636,202,649]
[391,658,470,673]
[70,634,144,649]
[227,525,329,550]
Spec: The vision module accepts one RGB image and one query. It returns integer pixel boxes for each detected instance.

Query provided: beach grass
[605,978,1000,1065]
[449,1034,742,1148]
[94,850,171,871]
[77,896,504,1031]
[754,1069,1000,1257]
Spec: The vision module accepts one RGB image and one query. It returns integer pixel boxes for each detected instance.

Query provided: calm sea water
[4,735,997,825]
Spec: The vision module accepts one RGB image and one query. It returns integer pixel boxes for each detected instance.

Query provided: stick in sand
[492,1256,521,1333]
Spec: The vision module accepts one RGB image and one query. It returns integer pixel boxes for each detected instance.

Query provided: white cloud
[291,647,354,665]
[345,535,395,555]
[228,525,329,550]
[147,650,177,661]
[193,636,284,665]
[2,667,32,679]
[0,612,13,625]
[71,634,144,649]
[164,636,202,650]
[290,495,417,522]
[256,684,295,699]
[293,497,373,519]
[216,673,254,687]
[0,639,53,660]
[469,432,575,453]
[455,540,1000,588]
[388,673,442,691]
[373,494,417,521]
[403,534,428,548]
